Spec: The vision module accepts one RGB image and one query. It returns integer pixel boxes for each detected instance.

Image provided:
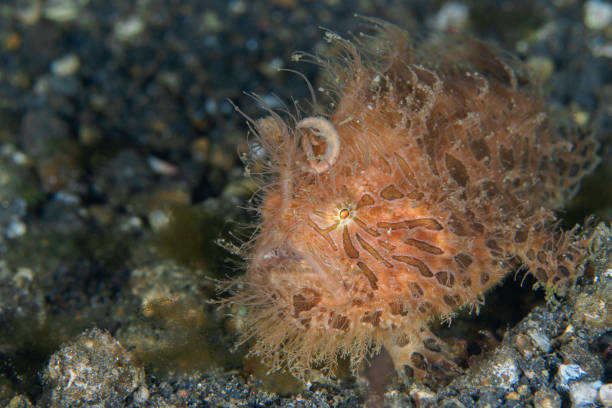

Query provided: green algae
[151,203,229,274]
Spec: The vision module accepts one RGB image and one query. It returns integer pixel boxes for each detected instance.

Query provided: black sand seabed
[0,1,610,407]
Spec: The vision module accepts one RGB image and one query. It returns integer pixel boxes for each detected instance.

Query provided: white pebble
[599,383,612,407]
[133,385,150,403]
[5,220,26,238]
[115,17,145,41]
[228,0,247,15]
[44,0,80,23]
[12,267,34,286]
[51,54,80,76]
[431,2,469,32]
[120,216,143,232]
[11,151,31,166]
[55,191,81,205]
[260,94,282,109]
[570,381,602,407]
[148,210,170,231]
[490,358,520,390]
[557,364,587,391]
[592,43,612,58]
[528,330,551,352]
[585,1,612,30]
[147,156,179,175]
[205,99,217,115]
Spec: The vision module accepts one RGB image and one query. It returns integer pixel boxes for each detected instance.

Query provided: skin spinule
[224,19,600,384]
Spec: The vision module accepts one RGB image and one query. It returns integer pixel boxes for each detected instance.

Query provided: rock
[3,395,33,408]
[409,384,436,406]
[528,330,551,353]
[584,1,612,30]
[430,2,469,33]
[569,381,602,407]
[148,209,171,231]
[43,328,146,407]
[559,339,605,382]
[557,364,588,391]
[114,16,145,42]
[128,261,208,325]
[78,125,103,146]
[487,354,521,390]
[534,388,561,408]
[4,220,26,239]
[526,56,554,83]
[202,10,224,33]
[147,156,180,176]
[599,383,612,407]
[43,0,81,23]
[50,54,80,76]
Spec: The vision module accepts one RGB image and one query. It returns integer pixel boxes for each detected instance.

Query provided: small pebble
[191,137,210,162]
[528,330,551,353]
[430,2,469,33]
[516,333,534,358]
[202,10,224,33]
[557,364,587,390]
[51,54,80,76]
[55,191,81,205]
[4,395,33,408]
[5,220,27,238]
[88,205,114,226]
[11,151,31,166]
[573,110,590,127]
[410,386,436,405]
[120,216,143,232]
[43,0,79,23]
[569,381,602,407]
[517,384,531,396]
[148,209,170,231]
[147,156,179,175]
[599,383,612,407]
[44,328,145,406]
[4,33,21,51]
[526,56,554,83]
[592,42,612,58]
[534,388,561,408]
[12,267,34,287]
[205,99,218,115]
[245,37,258,51]
[584,0,612,30]
[259,93,283,109]
[490,358,520,390]
[259,57,284,78]
[133,386,150,404]
[115,17,145,41]
[228,0,247,15]
[506,391,520,400]
[17,2,42,25]
[78,125,103,146]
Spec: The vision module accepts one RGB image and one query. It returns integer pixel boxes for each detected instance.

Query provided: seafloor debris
[42,328,148,407]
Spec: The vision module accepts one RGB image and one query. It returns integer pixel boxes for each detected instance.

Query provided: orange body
[229,21,599,383]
